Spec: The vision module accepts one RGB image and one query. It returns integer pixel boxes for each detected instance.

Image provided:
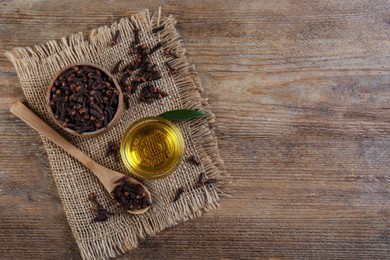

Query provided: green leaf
[159,109,208,121]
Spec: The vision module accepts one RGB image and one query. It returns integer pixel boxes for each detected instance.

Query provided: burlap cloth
[5,9,229,259]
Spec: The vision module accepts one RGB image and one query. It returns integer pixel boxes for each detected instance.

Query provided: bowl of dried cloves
[46,63,124,137]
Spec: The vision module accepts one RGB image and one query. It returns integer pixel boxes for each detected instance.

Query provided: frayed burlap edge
[5,9,230,259]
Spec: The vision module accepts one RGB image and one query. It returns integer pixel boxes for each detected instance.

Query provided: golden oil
[120,117,185,179]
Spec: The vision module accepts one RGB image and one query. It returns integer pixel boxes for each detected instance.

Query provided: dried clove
[152,24,165,33]
[194,172,217,188]
[133,28,140,45]
[187,155,200,166]
[149,42,162,55]
[164,49,179,59]
[195,172,206,188]
[120,72,131,87]
[173,187,185,202]
[124,96,131,110]
[111,60,123,74]
[110,29,120,46]
[205,178,218,185]
[88,193,113,222]
[122,61,136,73]
[165,61,177,75]
[121,84,133,94]
[106,141,119,162]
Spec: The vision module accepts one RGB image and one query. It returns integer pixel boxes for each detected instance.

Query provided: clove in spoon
[10,101,151,214]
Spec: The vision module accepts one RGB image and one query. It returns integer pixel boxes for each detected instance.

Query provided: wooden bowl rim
[46,63,123,138]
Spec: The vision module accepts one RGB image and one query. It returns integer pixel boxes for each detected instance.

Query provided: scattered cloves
[140,83,168,102]
[110,29,120,46]
[205,179,218,185]
[165,61,177,75]
[152,24,165,33]
[111,60,123,74]
[149,42,162,55]
[164,49,179,59]
[194,172,218,188]
[88,193,113,222]
[173,187,185,202]
[124,96,131,110]
[133,28,140,45]
[106,141,119,162]
[195,172,206,188]
[109,27,166,107]
[120,73,131,87]
[188,155,200,166]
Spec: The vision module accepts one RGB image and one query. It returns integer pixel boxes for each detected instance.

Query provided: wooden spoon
[10,101,151,214]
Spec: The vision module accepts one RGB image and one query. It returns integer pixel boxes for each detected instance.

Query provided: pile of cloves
[109,26,168,107]
[89,193,113,222]
[48,65,119,133]
[111,177,151,211]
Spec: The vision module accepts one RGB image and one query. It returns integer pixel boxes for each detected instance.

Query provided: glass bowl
[120,117,185,179]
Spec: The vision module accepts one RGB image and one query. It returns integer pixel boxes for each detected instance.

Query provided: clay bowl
[46,63,123,137]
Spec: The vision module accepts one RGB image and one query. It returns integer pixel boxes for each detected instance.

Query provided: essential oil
[120,117,185,179]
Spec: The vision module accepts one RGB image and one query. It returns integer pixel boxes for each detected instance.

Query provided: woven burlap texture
[5,9,229,259]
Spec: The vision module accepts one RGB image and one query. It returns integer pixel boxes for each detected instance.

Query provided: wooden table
[1,1,389,259]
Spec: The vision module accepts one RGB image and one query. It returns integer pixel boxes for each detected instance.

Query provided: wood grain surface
[1,0,389,259]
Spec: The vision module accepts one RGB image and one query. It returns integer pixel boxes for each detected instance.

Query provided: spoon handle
[10,101,96,171]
